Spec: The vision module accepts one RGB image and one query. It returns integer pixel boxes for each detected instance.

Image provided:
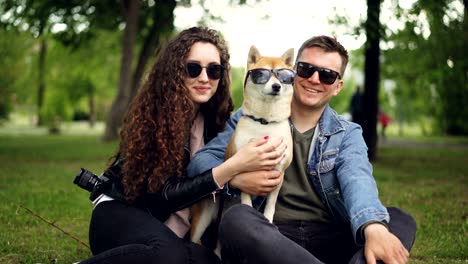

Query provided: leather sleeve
[102,158,219,219]
[143,169,219,215]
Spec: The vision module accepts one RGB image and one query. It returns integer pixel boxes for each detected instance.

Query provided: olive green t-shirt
[273,126,331,223]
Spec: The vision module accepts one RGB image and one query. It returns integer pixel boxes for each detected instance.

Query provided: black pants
[80,201,220,264]
[219,205,416,264]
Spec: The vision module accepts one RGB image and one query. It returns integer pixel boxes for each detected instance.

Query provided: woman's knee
[148,238,188,262]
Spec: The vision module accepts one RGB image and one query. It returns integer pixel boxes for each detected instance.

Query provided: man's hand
[364,223,409,264]
[230,170,281,196]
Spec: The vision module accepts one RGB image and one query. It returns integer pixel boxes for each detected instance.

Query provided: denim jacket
[187,105,389,244]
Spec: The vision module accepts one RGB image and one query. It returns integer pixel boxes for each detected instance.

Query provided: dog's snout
[272,83,281,92]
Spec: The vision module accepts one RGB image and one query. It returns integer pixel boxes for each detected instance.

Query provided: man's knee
[387,207,417,250]
[219,204,262,244]
[388,207,416,230]
[220,204,252,233]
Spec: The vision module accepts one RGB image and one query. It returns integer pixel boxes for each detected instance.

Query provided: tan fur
[191,46,295,256]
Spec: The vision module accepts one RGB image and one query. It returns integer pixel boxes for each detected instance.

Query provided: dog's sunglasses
[247,68,296,85]
[185,62,224,80]
[296,61,341,85]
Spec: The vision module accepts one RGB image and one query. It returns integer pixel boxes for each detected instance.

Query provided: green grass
[373,146,468,263]
[0,133,466,263]
[0,135,117,263]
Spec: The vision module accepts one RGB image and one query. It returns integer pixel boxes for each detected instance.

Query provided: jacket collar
[318,104,345,136]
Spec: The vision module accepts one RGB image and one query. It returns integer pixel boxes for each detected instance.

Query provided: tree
[382,0,467,135]
[1,0,50,125]
[39,29,121,130]
[0,0,177,135]
[0,29,33,120]
[0,0,99,126]
[102,0,140,141]
[102,0,177,141]
[329,0,383,160]
[362,0,382,161]
[330,0,467,160]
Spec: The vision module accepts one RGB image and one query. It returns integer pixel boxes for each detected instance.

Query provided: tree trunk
[102,0,140,141]
[89,87,95,128]
[363,0,381,161]
[37,38,47,126]
[129,0,176,100]
[444,0,468,135]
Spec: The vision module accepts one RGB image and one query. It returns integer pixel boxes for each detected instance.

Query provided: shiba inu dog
[191,46,295,255]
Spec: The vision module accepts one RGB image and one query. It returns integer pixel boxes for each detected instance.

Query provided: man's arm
[187,109,243,177]
[334,122,389,242]
[336,123,408,263]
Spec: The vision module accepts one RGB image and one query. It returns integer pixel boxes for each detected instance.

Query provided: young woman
[78,27,285,264]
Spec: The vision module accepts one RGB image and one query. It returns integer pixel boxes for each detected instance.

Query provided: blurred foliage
[0,0,465,136]
[231,67,245,109]
[0,26,120,126]
[0,29,34,120]
[331,0,467,135]
[382,0,467,135]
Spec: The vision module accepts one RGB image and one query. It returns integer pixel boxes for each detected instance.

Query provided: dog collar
[244,115,273,125]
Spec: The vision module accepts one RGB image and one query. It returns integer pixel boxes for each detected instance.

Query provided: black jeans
[219,204,416,264]
[80,200,220,264]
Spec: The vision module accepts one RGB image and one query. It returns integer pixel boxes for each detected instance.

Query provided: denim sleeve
[187,109,243,177]
[334,123,389,244]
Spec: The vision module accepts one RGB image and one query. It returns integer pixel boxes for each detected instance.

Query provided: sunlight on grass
[0,120,105,136]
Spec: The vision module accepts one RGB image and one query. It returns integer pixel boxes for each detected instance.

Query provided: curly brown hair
[118,27,233,203]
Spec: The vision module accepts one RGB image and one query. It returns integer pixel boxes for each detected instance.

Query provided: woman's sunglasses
[247,68,296,85]
[185,62,224,80]
[296,61,341,85]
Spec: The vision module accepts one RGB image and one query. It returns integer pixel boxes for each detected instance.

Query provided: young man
[187,36,416,264]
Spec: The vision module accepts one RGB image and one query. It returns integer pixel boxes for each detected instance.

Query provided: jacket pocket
[318,149,338,173]
[308,149,338,176]
[326,188,350,224]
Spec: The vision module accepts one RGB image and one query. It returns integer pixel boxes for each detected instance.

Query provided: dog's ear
[247,45,261,69]
[281,48,295,67]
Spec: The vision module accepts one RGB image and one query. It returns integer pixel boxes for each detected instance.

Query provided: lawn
[373,144,467,263]
[0,133,466,263]
[0,135,117,263]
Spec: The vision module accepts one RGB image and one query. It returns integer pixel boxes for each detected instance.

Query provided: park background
[0,0,467,263]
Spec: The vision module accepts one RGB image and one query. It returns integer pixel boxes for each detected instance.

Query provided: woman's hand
[212,136,286,188]
[228,136,286,173]
[230,170,282,196]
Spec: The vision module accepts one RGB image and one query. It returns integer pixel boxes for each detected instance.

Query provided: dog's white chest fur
[234,117,293,171]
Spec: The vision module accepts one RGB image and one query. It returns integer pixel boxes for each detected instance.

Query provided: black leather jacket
[100,130,220,222]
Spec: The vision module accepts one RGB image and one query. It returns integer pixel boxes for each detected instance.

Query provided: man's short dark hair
[296,36,349,77]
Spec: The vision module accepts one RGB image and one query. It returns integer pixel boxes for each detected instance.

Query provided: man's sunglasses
[246,68,296,85]
[186,62,224,80]
[296,61,341,85]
